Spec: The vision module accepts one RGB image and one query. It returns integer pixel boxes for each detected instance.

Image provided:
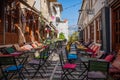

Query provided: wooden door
[90,23,94,41]
[112,6,120,51]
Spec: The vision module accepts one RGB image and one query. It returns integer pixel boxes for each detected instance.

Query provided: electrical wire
[64,2,81,10]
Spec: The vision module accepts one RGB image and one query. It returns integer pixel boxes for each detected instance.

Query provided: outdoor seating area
[1,40,120,80]
[0,0,120,80]
[52,41,120,80]
[0,41,117,80]
[0,40,120,80]
[0,40,64,80]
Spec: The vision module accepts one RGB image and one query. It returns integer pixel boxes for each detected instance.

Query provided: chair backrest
[39,46,49,60]
[65,47,68,56]
[59,51,65,67]
[49,43,55,50]
[88,60,109,73]
[0,56,16,66]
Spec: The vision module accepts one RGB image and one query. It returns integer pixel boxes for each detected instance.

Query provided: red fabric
[63,63,76,69]
[104,54,114,62]
[0,52,22,57]
[86,48,93,52]
[92,46,99,53]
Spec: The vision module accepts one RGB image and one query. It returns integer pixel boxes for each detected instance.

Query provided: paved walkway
[12,44,114,80]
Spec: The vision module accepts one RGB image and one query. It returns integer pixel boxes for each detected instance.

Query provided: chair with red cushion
[59,51,77,80]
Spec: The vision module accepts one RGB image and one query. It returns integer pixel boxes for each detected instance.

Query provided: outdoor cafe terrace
[0,40,120,80]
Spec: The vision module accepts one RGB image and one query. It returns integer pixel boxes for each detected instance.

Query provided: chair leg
[20,70,26,79]
[1,70,8,80]
[78,68,87,78]
[61,70,70,80]
[31,69,39,78]
[17,71,25,80]
[41,66,46,73]
[32,65,44,78]
[31,65,44,78]
[23,67,30,75]
[67,70,76,79]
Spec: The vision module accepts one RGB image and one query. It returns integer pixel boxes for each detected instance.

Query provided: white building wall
[55,7,61,18]
[57,22,69,40]
[80,0,106,30]
[40,0,51,22]
[34,0,40,11]
[89,0,105,21]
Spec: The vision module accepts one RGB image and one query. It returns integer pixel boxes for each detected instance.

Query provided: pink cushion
[104,54,114,62]
[31,43,38,48]
[21,44,33,50]
[88,71,106,78]
[112,60,120,70]
[109,67,120,73]
[63,63,76,69]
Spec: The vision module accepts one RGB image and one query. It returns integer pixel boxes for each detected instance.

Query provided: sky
[58,0,82,35]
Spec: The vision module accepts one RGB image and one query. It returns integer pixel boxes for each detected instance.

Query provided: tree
[68,31,78,42]
[59,32,66,40]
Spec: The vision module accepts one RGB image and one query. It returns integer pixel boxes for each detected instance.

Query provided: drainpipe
[3,0,5,44]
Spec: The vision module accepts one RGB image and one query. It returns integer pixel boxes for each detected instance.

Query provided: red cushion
[104,54,114,62]
[86,48,93,52]
[63,63,76,69]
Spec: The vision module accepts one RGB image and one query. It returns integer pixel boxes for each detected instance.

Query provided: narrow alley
[0,0,120,80]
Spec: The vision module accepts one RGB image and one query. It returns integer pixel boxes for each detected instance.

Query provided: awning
[19,0,40,15]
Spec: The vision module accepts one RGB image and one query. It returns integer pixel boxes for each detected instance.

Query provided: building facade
[78,0,120,52]
[50,2,69,40]
[0,0,58,45]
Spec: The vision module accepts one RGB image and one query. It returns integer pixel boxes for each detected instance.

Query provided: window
[5,1,19,33]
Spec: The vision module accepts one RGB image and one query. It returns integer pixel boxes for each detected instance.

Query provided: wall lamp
[78,9,94,15]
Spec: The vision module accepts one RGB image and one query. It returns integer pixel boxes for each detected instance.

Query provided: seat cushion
[88,71,106,79]
[21,44,33,51]
[5,47,16,54]
[104,54,114,62]
[68,54,77,59]
[4,65,23,72]
[63,63,76,69]
[109,67,120,73]
[112,60,120,70]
